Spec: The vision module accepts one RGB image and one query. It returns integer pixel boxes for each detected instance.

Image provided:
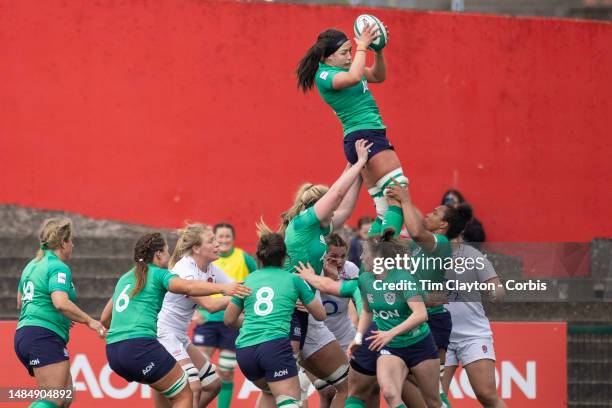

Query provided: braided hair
[132,232,166,297]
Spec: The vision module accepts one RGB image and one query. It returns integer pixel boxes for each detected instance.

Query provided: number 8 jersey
[231,267,315,349]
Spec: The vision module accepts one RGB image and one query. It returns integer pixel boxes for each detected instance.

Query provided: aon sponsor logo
[274,369,289,378]
[374,309,400,320]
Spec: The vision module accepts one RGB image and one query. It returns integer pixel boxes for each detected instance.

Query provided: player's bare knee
[379,382,401,405]
[475,389,499,407]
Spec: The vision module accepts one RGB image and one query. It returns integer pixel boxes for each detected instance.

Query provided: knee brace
[181,362,200,385]
[198,360,219,387]
[375,168,409,194]
[162,371,188,399]
[276,395,301,408]
[219,350,237,373]
[323,363,349,389]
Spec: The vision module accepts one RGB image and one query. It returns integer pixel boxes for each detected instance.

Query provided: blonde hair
[283,183,329,234]
[36,218,73,261]
[169,223,212,269]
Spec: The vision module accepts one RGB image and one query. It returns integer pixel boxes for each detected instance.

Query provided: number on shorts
[115,284,131,313]
[22,281,34,303]
[254,287,274,316]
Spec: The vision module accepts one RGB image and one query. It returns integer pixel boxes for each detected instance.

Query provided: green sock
[394,405,407,408]
[368,217,383,237]
[29,401,59,408]
[381,205,403,237]
[218,380,234,408]
[441,391,452,407]
[345,396,366,407]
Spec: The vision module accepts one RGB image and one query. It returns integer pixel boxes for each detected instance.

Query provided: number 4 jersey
[231,267,315,349]
[106,264,177,344]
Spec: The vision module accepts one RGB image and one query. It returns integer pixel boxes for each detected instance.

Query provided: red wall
[1,1,611,249]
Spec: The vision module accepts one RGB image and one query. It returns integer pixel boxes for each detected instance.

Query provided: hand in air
[384,177,410,203]
[355,23,381,47]
[355,139,374,164]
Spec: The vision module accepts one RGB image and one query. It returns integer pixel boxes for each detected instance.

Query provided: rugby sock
[276,395,300,407]
[29,401,59,408]
[393,405,407,408]
[441,391,452,407]
[375,168,408,237]
[381,205,404,238]
[344,396,366,408]
[218,381,234,408]
[368,217,383,237]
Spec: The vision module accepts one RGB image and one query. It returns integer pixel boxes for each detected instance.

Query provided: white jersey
[445,243,497,342]
[157,255,233,335]
[321,261,359,344]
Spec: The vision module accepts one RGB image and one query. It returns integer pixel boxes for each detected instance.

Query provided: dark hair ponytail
[296,29,348,92]
[443,203,473,239]
[256,233,287,267]
[132,232,166,297]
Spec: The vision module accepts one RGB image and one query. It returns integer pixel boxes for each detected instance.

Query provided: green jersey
[106,265,177,344]
[231,267,315,348]
[284,207,331,290]
[17,250,77,343]
[359,269,430,348]
[315,62,385,136]
[339,278,363,315]
[410,234,452,314]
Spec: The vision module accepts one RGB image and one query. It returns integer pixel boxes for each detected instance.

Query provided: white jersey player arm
[192,295,231,313]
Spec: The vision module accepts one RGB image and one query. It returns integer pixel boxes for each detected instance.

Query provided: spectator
[348,216,374,267]
[441,189,486,244]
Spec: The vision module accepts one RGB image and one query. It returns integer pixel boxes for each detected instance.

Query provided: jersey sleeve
[316,69,338,91]
[48,262,73,293]
[156,267,178,290]
[230,295,244,309]
[243,252,257,273]
[293,275,315,305]
[401,274,425,302]
[430,234,452,258]
[351,286,363,316]
[292,207,320,231]
[339,279,359,298]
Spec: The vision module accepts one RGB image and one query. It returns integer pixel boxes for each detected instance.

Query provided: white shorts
[158,328,192,362]
[445,337,496,368]
[302,314,337,360]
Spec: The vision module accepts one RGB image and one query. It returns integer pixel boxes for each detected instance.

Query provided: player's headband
[323,32,349,57]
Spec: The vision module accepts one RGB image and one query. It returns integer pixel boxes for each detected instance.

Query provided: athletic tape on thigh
[298,368,311,401]
[368,186,388,219]
[199,360,218,387]
[323,363,349,387]
[375,168,408,193]
[162,371,188,399]
[276,395,301,408]
[181,363,200,384]
[219,350,237,371]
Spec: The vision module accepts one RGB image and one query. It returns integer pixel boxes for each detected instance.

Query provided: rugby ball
[353,14,388,52]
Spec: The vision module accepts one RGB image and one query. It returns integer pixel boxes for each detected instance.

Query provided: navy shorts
[14,326,69,376]
[193,322,239,351]
[344,128,393,164]
[289,309,309,350]
[380,332,439,368]
[236,337,298,383]
[350,323,378,376]
[428,311,452,350]
[106,338,177,384]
